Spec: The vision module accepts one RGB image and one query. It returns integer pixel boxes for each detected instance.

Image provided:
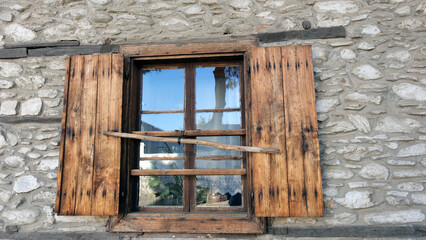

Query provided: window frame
[108,40,267,234]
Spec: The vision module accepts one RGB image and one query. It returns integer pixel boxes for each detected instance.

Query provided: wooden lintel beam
[257,26,346,43]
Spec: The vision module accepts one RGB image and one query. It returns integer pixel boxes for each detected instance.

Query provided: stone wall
[0,0,425,237]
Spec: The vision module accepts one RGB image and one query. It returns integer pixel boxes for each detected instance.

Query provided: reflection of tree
[197,66,239,130]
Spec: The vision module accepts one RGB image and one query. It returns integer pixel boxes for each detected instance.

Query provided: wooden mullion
[133,129,246,137]
[131,169,246,176]
[184,64,196,212]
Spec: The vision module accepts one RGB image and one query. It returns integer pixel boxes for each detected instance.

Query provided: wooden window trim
[109,40,266,234]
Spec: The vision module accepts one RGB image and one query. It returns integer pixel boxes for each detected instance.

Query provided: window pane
[195,66,240,110]
[142,69,184,111]
[196,175,242,207]
[141,113,184,131]
[140,140,184,156]
[196,160,241,169]
[196,136,241,156]
[196,112,241,130]
[140,160,184,170]
[139,176,184,206]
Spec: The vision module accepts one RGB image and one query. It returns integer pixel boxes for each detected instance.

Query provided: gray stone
[352,64,382,80]
[395,5,411,16]
[340,49,356,60]
[412,194,426,204]
[343,146,366,161]
[323,188,338,197]
[335,190,375,209]
[387,191,408,197]
[359,163,389,180]
[345,92,381,104]
[386,49,411,63]
[88,0,111,5]
[0,134,7,149]
[0,188,12,202]
[38,89,58,98]
[0,100,17,115]
[323,167,354,180]
[4,23,37,42]
[229,0,251,9]
[35,132,59,140]
[397,182,424,192]
[325,213,357,225]
[0,62,23,77]
[313,1,359,14]
[90,12,113,23]
[0,80,13,89]
[37,159,58,171]
[398,19,423,30]
[316,98,340,113]
[397,143,426,157]
[0,12,13,22]
[45,99,61,107]
[393,169,426,178]
[324,121,356,133]
[15,76,46,90]
[348,181,368,188]
[21,98,42,116]
[384,142,398,150]
[375,116,421,133]
[348,114,370,134]
[0,92,16,99]
[184,5,204,15]
[13,175,40,193]
[365,209,425,225]
[312,47,328,61]
[361,25,381,35]
[316,14,350,28]
[386,196,409,206]
[4,156,24,168]
[33,191,56,203]
[1,209,38,225]
[386,159,416,166]
[392,83,426,102]
[159,16,189,31]
[27,153,41,159]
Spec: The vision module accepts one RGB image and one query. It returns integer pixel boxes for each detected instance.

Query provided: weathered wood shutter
[247,45,323,217]
[55,54,124,215]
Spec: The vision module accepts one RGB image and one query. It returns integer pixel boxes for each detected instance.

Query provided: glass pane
[196,136,241,156]
[141,113,184,131]
[140,160,184,170]
[142,69,184,111]
[140,139,184,156]
[196,112,241,130]
[196,160,241,169]
[196,175,242,207]
[139,176,183,206]
[195,66,240,110]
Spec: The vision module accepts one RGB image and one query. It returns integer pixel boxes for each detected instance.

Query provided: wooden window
[55,41,323,233]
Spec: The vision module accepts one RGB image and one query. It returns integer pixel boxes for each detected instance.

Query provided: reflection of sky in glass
[195,67,240,110]
[142,69,184,111]
[141,114,183,131]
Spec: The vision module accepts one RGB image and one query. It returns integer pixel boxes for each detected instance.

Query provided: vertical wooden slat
[297,46,323,216]
[249,47,289,217]
[74,55,99,214]
[92,54,123,215]
[282,45,323,217]
[56,53,123,216]
[60,55,85,214]
[55,57,71,213]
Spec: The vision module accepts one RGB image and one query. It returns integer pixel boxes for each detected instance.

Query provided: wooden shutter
[247,45,323,217]
[55,54,124,216]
